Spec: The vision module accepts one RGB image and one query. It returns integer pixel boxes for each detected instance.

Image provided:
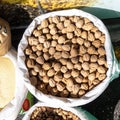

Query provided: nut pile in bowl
[24,15,108,98]
[30,106,80,120]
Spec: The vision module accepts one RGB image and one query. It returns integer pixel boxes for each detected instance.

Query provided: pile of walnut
[30,106,80,120]
[25,15,108,98]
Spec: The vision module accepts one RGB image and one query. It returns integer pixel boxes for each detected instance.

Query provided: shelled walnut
[30,106,80,120]
[24,15,108,98]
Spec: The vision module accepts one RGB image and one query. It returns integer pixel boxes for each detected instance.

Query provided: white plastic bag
[22,102,97,120]
[0,48,28,120]
[18,9,120,107]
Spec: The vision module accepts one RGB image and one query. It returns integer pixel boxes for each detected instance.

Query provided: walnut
[66,24,76,32]
[39,69,47,76]
[73,16,80,22]
[42,75,49,83]
[43,52,50,61]
[61,66,68,73]
[71,84,80,94]
[84,17,91,24]
[74,63,81,70]
[79,56,83,63]
[48,23,55,29]
[38,36,46,43]
[42,28,49,34]
[60,16,66,21]
[54,52,62,59]
[93,79,100,85]
[36,56,44,64]
[64,19,71,27]
[87,46,96,55]
[75,75,83,83]
[88,73,96,81]
[66,61,74,70]
[82,62,89,70]
[90,26,98,33]
[30,69,37,76]
[78,89,85,96]
[81,70,89,77]
[54,72,63,82]
[88,32,95,42]
[31,46,37,52]
[92,40,101,48]
[50,27,57,35]
[79,46,87,55]
[53,62,62,72]
[67,32,73,39]
[52,34,59,40]
[82,22,94,31]
[36,44,43,51]
[84,40,91,48]
[81,31,87,39]
[58,36,65,44]
[98,47,106,56]
[47,69,55,77]
[32,29,42,37]
[25,47,32,55]
[83,53,90,61]
[71,57,79,64]
[56,82,65,91]
[62,28,67,34]
[56,22,64,30]
[51,40,57,47]
[95,30,102,39]
[64,71,71,78]
[74,28,81,37]
[62,44,71,51]
[99,34,105,43]
[90,55,98,62]
[34,64,41,72]
[98,73,106,81]
[46,34,52,40]
[62,51,70,59]
[56,44,62,51]
[72,38,77,44]
[75,20,84,28]
[42,62,51,70]
[98,56,106,65]
[36,51,42,56]
[41,19,48,28]
[43,41,50,48]
[60,89,69,97]
[81,83,89,90]
[49,78,56,87]
[51,88,58,96]
[49,47,55,55]
[52,16,60,24]
[71,69,79,77]
[97,66,107,73]
[62,78,73,86]
[89,63,98,72]
[29,54,37,60]
[60,58,67,65]
[77,37,84,45]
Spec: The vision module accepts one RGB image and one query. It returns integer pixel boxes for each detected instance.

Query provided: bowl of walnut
[18,9,115,106]
[22,102,95,120]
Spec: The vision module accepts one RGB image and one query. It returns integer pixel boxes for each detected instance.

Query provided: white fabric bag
[0,48,28,120]
[18,9,120,107]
